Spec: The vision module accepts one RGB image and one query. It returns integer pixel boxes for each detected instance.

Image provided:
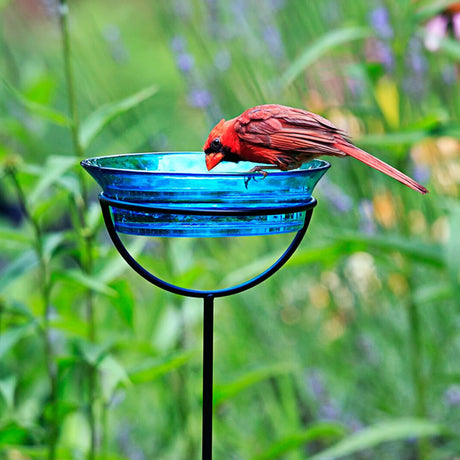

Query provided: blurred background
[0,0,459,459]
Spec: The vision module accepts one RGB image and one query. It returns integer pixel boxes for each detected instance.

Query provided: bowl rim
[80,151,331,178]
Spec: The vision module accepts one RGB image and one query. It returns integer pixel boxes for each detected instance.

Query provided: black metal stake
[98,194,316,460]
[202,294,214,459]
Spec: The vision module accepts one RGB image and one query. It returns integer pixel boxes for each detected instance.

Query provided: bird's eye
[211,138,221,149]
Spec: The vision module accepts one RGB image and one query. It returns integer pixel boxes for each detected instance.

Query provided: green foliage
[0,0,459,459]
[309,419,447,460]
[280,27,372,88]
[79,85,158,150]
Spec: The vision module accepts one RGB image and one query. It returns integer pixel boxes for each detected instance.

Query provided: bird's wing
[234,105,346,156]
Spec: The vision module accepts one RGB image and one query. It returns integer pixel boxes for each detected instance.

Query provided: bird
[203,104,428,194]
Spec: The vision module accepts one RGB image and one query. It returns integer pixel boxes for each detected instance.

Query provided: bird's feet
[244,166,269,189]
[248,166,269,178]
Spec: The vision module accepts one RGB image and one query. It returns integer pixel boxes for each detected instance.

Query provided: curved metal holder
[99,193,317,460]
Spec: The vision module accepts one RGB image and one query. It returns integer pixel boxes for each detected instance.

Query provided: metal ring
[99,193,316,216]
[99,194,315,298]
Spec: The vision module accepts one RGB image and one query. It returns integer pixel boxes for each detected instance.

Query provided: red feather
[203,104,428,194]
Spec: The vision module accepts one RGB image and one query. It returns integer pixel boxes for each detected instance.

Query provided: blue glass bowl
[81,152,329,237]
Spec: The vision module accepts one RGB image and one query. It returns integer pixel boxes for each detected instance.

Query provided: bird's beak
[206,152,224,171]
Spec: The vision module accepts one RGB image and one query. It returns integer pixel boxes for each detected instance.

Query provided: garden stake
[98,194,316,459]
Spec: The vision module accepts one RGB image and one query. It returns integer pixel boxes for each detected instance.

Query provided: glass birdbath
[81,152,329,459]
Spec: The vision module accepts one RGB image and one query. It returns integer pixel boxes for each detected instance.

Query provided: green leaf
[128,350,197,384]
[99,355,131,402]
[79,85,158,150]
[356,130,429,147]
[414,283,453,305]
[0,323,35,358]
[415,0,460,21]
[28,155,78,207]
[3,301,33,320]
[280,27,371,88]
[333,232,444,268]
[0,376,16,410]
[222,251,291,286]
[252,422,346,460]
[55,269,117,296]
[108,280,134,328]
[0,250,39,293]
[0,421,34,447]
[214,363,293,407]
[309,419,446,460]
[42,232,66,264]
[438,36,460,61]
[445,204,460,291]
[0,225,32,245]
[1,79,71,126]
[50,316,90,339]
[77,341,112,366]
[0,0,14,11]
[97,238,146,283]
[288,243,346,268]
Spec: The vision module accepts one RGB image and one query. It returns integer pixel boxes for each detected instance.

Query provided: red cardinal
[203,104,428,194]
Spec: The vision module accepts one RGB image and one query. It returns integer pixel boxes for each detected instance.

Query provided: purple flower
[307,369,326,399]
[407,37,427,75]
[403,37,427,96]
[321,178,353,213]
[187,89,212,108]
[102,25,129,63]
[369,7,393,40]
[176,53,194,73]
[445,385,460,407]
[412,164,430,184]
[319,401,340,421]
[375,40,394,71]
[117,424,146,460]
[359,199,376,234]
[263,25,285,59]
[170,35,186,53]
[347,79,363,97]
[231,0,248,25]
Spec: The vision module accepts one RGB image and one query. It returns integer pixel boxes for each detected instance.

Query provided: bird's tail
[336,141,428,194]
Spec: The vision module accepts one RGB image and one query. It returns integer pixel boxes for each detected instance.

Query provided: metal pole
[97,196,316,458]
[202,294,214,460]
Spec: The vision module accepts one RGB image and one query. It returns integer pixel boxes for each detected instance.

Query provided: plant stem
[58,0,83,159]
[58,1,98,458]
[407,286,430,460]
[7,168,59,460]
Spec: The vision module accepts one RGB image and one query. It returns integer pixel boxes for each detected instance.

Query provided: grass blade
[252,422,346,460]
[214,363,293,407]
[445,204,460,292]
[1,79,71,126]
[28,156,78,207]
[55,269,117,296]
[0,250,38,294]
[280,27,371,88]
[333,232,444,267]
[79,85,158,150]
[128,350,197,384]
[309,418,446,460]
[0,323,35,358]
